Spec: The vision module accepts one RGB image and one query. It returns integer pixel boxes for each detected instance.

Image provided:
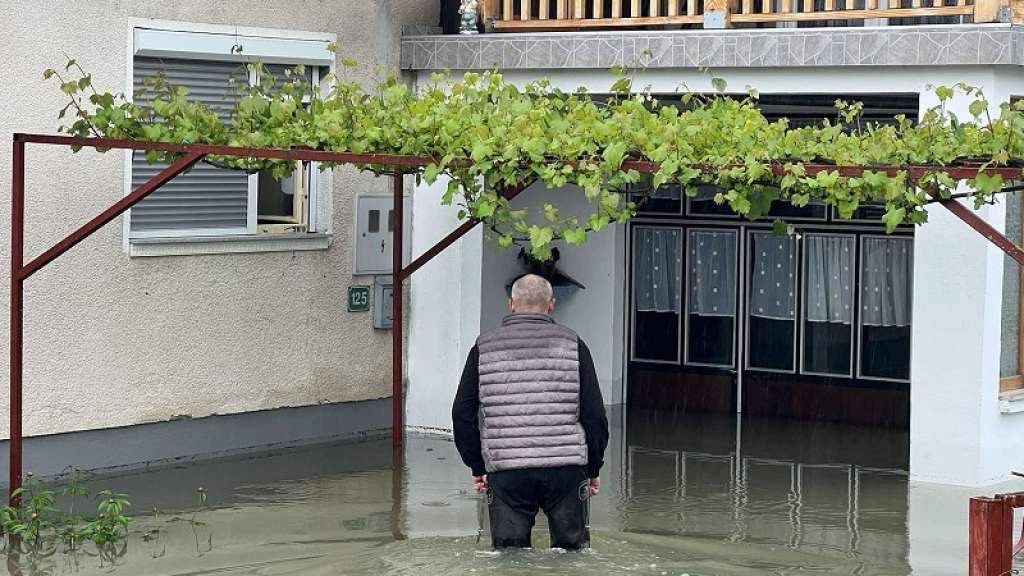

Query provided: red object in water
[969,492,1024,575]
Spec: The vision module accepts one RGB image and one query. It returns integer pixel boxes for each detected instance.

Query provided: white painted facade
[407,64,1024,487]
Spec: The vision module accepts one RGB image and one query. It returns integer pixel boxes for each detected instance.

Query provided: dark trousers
[487,465,590,550]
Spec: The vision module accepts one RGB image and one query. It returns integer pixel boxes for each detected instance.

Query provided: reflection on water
[2,407,1020,575]
[621,409,910,571]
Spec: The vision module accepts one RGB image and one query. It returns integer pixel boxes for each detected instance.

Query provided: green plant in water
[0,469,133,562]
[168,487,212,557]
[55,466,89,551]
[82,490,131,546]
[1,474,58,553]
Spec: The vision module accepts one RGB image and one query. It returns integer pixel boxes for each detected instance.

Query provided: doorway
[625,93,917,428]
[627,208,913,426]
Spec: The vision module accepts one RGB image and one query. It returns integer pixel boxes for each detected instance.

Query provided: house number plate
[348,286,370,312]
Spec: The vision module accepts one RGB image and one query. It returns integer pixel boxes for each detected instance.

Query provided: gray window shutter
[129,57,250,237]
[261,63,314,91]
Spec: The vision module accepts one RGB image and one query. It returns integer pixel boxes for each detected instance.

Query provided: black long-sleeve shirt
[452,338,610,478]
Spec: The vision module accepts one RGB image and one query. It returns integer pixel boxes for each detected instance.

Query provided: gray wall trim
[0,398,391,483]
[401,23,1019,70]
[402,24,443,36]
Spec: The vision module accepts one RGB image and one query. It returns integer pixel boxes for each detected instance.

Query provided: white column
[407,176,483,432]
[909,199,995,484]
[909,72,1023,486]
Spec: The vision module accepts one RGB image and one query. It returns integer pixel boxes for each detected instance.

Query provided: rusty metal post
[392,173,404,448]
[969,496,1013,576]
[9,137,25,504]
[6,147,203,504]
[390,441,406,541]
[20,151,204,280]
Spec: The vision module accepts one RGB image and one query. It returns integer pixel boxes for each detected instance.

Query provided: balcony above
[401,22,1021,70]
[475,0,1017,30]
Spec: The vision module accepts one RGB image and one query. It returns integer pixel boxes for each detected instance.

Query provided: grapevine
[45,54,1024,260]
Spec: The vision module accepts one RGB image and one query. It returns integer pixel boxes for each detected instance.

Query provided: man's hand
[588,477,601,496]
[472,475,488,493]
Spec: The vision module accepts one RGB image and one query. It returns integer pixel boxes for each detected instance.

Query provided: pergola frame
[9,133,1024,516]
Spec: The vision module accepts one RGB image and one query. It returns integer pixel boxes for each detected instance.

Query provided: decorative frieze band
[402,24,1018,70]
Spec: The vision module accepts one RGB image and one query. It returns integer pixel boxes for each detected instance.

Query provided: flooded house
[402,2,1024,571]
[1,1,1023,574]
[406,1,1024,489]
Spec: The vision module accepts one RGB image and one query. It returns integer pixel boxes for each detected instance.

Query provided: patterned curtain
[805,235,855,324]
[861,237,913,327]
[750,232,797,320]
[634,228,682,313]
[688,230,737,317]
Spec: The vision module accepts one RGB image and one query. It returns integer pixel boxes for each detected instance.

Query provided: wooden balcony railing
[480,0,1010,30]
[732,0,975,24]
[482,0,705,29]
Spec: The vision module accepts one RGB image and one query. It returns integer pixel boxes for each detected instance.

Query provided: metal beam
[19,152,205,281]
[392,174,405,448]
[398,183,529,282]
[9,138,24,504]
[14,134,469,170]
[8,144,203,503]
[11,131,1024,513]
[935,196,1024,267]
[15,134,1024,180]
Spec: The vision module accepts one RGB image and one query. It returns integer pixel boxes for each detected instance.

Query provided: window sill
[999,388,1024,415]
[129,232,332,258]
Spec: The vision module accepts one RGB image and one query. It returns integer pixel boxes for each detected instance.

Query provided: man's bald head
[510,274,555,314]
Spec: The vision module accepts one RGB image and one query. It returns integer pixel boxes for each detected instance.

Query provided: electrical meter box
[355,195,411,275]
[374,276,394,329]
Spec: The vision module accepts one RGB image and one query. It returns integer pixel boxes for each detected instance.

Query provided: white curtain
[750,232,797,320]
[634,227,683,313]
[805,235,855,324]
[861,237,913,327]
[688,230,737,317]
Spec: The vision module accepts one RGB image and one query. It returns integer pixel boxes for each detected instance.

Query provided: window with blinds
[129,57,317,238]
[130,57,250,237]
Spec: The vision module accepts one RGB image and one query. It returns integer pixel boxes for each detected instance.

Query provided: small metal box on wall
[354,194,411,275]
[374,276,394,329]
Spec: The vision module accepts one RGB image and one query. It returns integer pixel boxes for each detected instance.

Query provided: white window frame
[629,224,684,365]
[799,232,857,379]
[856,234,913,383]
[123,19,335,254]
[251,67,320,236]
[683,227,740,369]
[745,229,800,375]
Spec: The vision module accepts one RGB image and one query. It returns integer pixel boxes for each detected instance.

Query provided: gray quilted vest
[476,313,588,473]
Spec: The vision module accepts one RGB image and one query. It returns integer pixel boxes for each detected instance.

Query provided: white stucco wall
[477,183,628,406]
[408,178,628,432]
[408,64,1024,487]
[407,176,483,432]
[910,67,1024,487]
[0,0,438,440]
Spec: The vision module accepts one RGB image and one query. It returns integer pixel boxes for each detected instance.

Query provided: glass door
[628,224,740,413]
[739,229,913,427]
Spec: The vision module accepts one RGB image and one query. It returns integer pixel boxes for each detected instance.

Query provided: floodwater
[4,407,1022,576]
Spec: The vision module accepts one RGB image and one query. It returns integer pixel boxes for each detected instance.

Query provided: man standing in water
[452,274,609,550]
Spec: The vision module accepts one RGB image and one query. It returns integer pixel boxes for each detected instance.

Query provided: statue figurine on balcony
[459,0,479,34]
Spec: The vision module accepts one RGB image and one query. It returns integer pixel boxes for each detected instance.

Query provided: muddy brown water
[3,407,1021,575]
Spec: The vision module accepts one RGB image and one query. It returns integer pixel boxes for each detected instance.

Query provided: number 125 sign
[348,286,370,312]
